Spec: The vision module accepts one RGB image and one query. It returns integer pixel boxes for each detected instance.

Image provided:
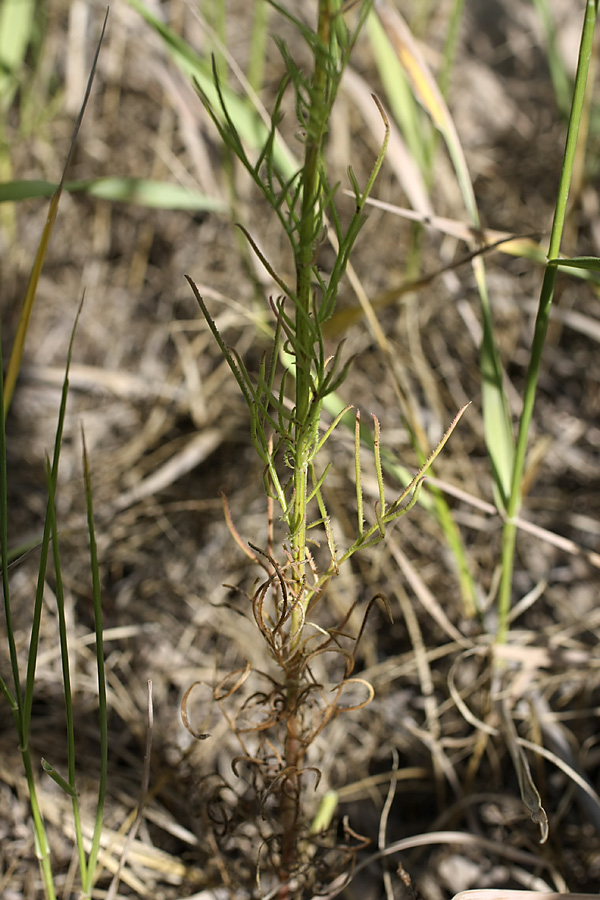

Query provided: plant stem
[291,0,332,614]
[280,4,337,892]
[22,749,56,900]
[496,0,597,642]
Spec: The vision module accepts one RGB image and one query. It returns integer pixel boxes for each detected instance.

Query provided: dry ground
[2,1,600,898]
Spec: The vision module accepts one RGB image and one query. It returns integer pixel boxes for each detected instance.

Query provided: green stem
[496,0,597,642]
[23,751,57,900]
[280,5,338,891]
[291,0,332,608]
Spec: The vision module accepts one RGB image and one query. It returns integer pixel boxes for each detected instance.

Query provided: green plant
[496,0,599,643]
[180,0,600,891]
[0,22,109,900]
[183,1,466,893]
[3,0,599,894]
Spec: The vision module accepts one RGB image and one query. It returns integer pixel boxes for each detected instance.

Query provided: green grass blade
[41,759,79,800]
[248,0,270,94]
[374,1,515,509]
[366,10,429,171]
[22,297,82,747]
[0,234,56,900]
[0,322,21,718]
[0,177,226,211]
[44,452,87,880]
[18,498,51,745]
[437,0,466,98]
[497,0,598,642]
[3,11,107,414]
[80,430,107,890]
[548,254,600,270]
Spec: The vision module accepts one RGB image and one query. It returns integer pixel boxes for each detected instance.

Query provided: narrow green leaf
[0,177,226,211]
[3,10,108,414]
[81,430,107,885]
[548,255,600,270]
[41,759,79,799]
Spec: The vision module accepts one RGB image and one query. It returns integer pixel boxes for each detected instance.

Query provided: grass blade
[3,10,108,414]
[0,177,226,211]
[80,429,108,891]
[374,0,515,508]
[497,0,598,641]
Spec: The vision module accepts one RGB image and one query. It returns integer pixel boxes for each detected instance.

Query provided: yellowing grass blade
[374,0,477,222]
[365,11,427,171]
[3,11,108,414]
[374,0,515,508]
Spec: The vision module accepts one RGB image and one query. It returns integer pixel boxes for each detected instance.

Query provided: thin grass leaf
[0,323,21,718]
[80,429,107,888]
[0,177,226,211]
[44,452,87,880]
[548,254,600,270]
[497,0,598,642]
[3,11,108,414]
[20,476,59,744]
[248,0,270,93]
[22,295,83,746]
[0,222,57,900]
[0,537,49,574]
[375,2,476,219]
[41,760,79,800]
[375,0,514,508]
[437,0,466,98]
